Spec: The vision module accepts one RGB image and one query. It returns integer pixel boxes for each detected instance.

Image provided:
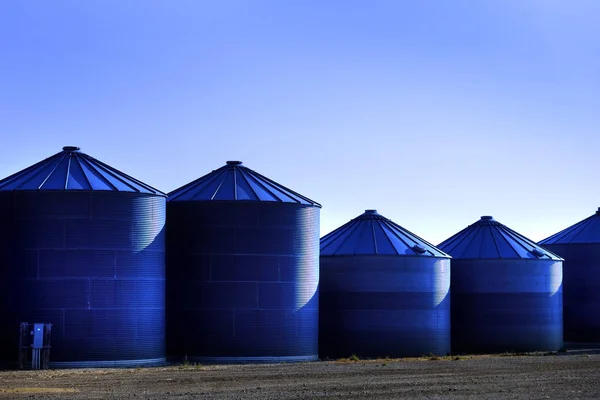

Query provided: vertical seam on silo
[371,221,378,255]
[352,221,369,254]
[379,221,398,255]
[502,223,543,258]
[571,218,592,243]
[382,219,413,255]
[88,153,156,193]
[493,228,515,259]
[187,172,220,201]
[64,153,72,190]
[36,250,40,280]
[210,170,227,200]
[232,310,236,337]
[247,173,282,202]
[79,157,118,190]
[239,170,260,200]
[0,151,56,189]
[251,168,313,205]
[489,225,501,258]
[320,217,353,243]
[460,228,480,258]
[78,157,93,190]
[438,223,474,254]
[38,154,65,189]
[233,168,238,200]
[89,158,141,193]
[330,220,362,255]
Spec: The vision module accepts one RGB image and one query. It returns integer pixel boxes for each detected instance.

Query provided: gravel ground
[1,352,600,399]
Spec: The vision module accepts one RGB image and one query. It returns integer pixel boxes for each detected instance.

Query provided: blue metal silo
[167,161,321,362]
[439,216,563,354]
[0,146,166,368]
[539,208,600,343]
[319,210,451,359]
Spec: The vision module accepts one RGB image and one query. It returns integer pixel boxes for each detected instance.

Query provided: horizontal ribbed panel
[542,243,600,342]
[0,192,165,365]
[319,256,450,358]
[167,202,319,360]
[451,259,563,354]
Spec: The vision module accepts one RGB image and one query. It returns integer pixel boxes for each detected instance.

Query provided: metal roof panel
[439,216,562,260]
[168,161,321,206]
[539,208,600,245]
[0,146,164,196]
[320,210,450,257]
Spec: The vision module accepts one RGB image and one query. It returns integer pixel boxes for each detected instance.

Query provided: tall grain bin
[438,216,563,354]
[167,161,321,362]
[539,208,600,343]
[319,210,451,359]
[0,146,166,368]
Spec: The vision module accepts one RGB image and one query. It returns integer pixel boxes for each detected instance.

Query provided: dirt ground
[1,351,600,399]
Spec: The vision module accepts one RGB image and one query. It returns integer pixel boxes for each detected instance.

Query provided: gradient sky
[1,0,599,245]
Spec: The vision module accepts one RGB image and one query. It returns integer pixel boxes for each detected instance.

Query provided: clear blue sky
[1,0,599,245]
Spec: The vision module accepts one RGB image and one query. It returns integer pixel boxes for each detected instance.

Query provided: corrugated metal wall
[0,191,166,367]
[319,256,450,358]
[540,244,600,342]
[451,259,563,354]
[0,194,15,365]
[167,202,319,362]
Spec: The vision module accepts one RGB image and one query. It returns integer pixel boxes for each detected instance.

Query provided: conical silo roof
[320,209,449,257]
[438,216,562,260]
[539,208,600,245]
[168,160,321,206]
[0,146,164,195]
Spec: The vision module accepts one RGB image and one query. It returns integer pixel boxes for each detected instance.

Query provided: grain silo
[0,146,166,368]
[167,161,321,362]
[319,210,451,359]
[539,208,600,343]
[438,216,563,354]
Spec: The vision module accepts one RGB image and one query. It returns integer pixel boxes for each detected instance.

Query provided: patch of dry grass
[0,387,79,394]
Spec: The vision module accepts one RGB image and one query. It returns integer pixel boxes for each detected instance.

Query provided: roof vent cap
[365,209,377,214]
[596,207,600,216]
[481,216,494,220]
[226,161,242,166]
[62,146,80,152]
[413,244,427,254]
[531,248,546,258]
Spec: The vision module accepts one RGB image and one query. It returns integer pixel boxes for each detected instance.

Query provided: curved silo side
[0,147,166,368]
[0,193,15,365]
[319,210,451,359]
[167,161,320,362]
[439,216,563,354]
[539,208,600,343]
